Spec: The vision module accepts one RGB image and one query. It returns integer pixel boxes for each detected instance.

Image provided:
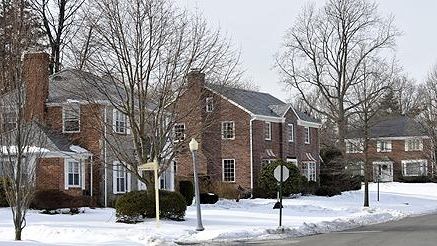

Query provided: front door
[373,161,393,182]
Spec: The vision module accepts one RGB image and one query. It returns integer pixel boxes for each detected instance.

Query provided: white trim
[374,136,429,141]
[221,121,235,140]
[297,119,322,128]
[64,158,83,189]
[252,114,284,123]
[112,161,131,194]
[286,158,298,166]
[222,159,236,182]
[376,140,392,152]
[264,122,272,141]
[112,109,128,134]
[173,123,186,142]
[249,118,254,192]
[405,138,423,151]
[401,159,428,177]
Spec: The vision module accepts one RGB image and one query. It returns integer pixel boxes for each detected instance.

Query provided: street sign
[138,162,156,171]
[274,165,289,182]
[138,160,160,228]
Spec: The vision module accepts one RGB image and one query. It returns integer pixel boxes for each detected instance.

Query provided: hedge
[178,180,194,206]
[31,190,90,212]
[115,191,148,222]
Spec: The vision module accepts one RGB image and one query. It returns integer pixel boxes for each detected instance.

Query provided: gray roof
[347,116,428,138]
[207,84,320,123]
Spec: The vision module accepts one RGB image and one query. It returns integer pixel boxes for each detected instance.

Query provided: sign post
[274,164,289,229]
[138,160,160,227]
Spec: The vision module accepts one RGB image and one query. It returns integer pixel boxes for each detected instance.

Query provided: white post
[154,160,160,227]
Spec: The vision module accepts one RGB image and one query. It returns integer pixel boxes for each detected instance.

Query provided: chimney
[187,69,205,89]
[23,52,50,122]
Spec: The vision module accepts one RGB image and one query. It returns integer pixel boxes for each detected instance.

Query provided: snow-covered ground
[1,182,437,245]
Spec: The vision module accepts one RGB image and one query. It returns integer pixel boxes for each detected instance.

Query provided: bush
[0,178,9,207]
[115,191,148,222]
[31,190,90,211]
[178,180,194,206]
[211,182,240,200]
[398,176,431,183]
[145,190,187,221]
[200,193,219,204]
[315,186,341,197]
[256,160,308,198]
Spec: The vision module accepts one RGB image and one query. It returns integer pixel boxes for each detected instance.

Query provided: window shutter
[81,160,86,190]
[127,172,132,192]
[401,161,406,176]
[405,140,409,151]
[112,109,117,132]
[419,139,423,151]
[112,162,118,194]
[126,115,131,134]
[64,160,69,190]
[387,141,392,152]
[376,141,381,152]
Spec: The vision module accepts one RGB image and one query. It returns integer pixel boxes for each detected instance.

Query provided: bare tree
[348,58,395,207]
[30,0,85,73]
[72,0,243,187]
[277,0,399,151]
[0,0,48,240]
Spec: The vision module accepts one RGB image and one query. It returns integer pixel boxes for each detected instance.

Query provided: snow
[69,145,89,154]
[0,146,50,154]
[1,182,437,245]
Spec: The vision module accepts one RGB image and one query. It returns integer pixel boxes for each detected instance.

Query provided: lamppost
[189,138,204,231]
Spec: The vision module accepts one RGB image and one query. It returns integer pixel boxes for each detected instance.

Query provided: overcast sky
[176,0,437,101]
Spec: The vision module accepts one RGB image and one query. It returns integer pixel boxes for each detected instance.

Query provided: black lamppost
[189,138,204,231]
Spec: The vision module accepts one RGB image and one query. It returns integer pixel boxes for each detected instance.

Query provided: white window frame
[402,160,428,177]
[287,123,294,142]
[286,158,298,166]
[405,138,423,151]
[113,161,131,194]
[112,109,130,134]
[62,103,80,133]
[302,162,316,181]
[221,121,235,140]
[345,161,364,176]
[304,127,310,144]
[265,122,272,141]
[222,159,236,182]
[173,123,186,142]
[206,97,214,112]
[64,159,85,189]
[345,139,364,153]
[377,140,392,152]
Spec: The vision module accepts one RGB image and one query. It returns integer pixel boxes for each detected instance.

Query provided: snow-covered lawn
[1,182,437,245]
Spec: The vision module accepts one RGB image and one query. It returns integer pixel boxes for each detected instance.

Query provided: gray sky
[176,0,437,101]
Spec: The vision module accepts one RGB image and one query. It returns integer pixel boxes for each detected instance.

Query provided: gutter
[104,105,108,207]
[249,117,255,197]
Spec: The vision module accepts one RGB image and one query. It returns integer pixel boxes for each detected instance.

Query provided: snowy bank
[1,182,437,245]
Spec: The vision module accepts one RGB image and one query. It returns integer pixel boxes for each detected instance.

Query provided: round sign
[274,165,289,182]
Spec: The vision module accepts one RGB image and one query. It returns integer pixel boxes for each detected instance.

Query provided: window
[402,160,427,176]
[63,104,80,133]
[222,159,235,182]
[113,162,130,194]
[113,109,128,134]
[67,160,81,187]
[304,127,310,144]
[2,111,17,131]
[345,161,364,176]
[173,123,185,142]
[405,138,423,151]
[377,140,392,152]
[287,124,294,142]
[222,121,235,139]
[286,158,298,166]
[302,162,316,181]
[206,97,214,112]
[264,122,271,140]
[346,139,363,153]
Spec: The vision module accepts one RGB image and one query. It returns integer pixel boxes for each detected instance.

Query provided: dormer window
[63,103,80,133]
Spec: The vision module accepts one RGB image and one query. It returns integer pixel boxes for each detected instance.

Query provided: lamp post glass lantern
[189,138,204,231]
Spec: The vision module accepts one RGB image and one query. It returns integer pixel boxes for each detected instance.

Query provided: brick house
[345,115,433,182]
[0,52,175,206]
[175,71,322,192]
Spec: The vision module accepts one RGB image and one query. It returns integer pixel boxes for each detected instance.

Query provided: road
[198,213,437,246]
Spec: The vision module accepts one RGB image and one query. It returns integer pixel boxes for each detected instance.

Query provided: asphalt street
[197,213,437,246]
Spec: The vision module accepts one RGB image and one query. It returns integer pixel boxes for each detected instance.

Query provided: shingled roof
[347,115,428,139]
[207,84,320,123]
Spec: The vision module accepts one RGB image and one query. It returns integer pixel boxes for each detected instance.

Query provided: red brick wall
[346,138,433,180]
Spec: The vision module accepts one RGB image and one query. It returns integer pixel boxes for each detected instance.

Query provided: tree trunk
[363,175,369,207]
[15,227,21,241]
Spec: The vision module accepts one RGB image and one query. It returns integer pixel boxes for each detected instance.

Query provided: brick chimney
[23,52,50,122]
[187,69,205,89]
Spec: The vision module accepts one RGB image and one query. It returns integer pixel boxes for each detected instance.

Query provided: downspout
[104,106,108,207]
[250,117,255,198]
[90,155,93,197]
